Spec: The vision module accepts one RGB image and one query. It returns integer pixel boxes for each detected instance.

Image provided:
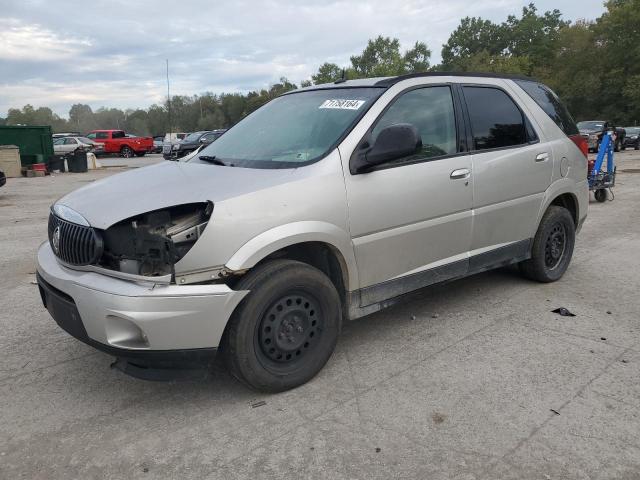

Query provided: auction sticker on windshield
[319,99,366,110]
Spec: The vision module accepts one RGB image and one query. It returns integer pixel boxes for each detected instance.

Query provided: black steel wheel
[544,222,566,270]
[519,205,575,283]
[257,292,323,366]
[222,260,341,392]
[595,188,607,203]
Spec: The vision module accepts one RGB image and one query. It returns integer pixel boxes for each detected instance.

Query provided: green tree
[441,17,505,69]
[403,41,431,72]
[311,63,342,84]
[350,36,406,77]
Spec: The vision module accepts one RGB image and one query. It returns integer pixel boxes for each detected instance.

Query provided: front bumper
[36,242,248,359]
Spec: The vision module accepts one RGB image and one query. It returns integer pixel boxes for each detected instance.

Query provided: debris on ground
[251,400,266,408]
[411,315,416,320]
[551,307,575,317]
[550,409,560,415]
[431,313,439,319]
[601,337,607,341]
[606,310,612,315]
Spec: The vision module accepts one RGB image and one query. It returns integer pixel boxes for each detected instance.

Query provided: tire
[135,152,146,157]
[120,146,134,158]
[222,260,341,392]
[634,142,639,150]
[595,188,607,203]
[519,206,575,283]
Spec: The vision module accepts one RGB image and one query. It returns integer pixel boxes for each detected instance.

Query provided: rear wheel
[222,260,341,392]
[120,146,134,158]
[519,206,575,283]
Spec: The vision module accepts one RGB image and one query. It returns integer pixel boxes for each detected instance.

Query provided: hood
[56,161,296,229]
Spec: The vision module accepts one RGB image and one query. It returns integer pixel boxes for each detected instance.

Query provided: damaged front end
[98,201,213,279]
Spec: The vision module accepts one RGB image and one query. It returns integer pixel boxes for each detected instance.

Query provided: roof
[289,71,537,94]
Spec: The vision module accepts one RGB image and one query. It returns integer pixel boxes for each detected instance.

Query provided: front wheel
[120,146,134,158]
[222,260,341,392]
[519,206,575,283]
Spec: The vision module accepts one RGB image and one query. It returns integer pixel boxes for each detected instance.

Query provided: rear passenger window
[514,80,579,136]
[463,87,526,151]
[372,86,457,163]
[96,132,108,139]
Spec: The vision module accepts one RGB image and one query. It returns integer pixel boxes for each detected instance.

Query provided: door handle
[535,152,550,162]
[450,168,471,179]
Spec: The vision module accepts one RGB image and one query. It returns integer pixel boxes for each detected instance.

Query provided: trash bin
[69,150,88,173]
[48,155,65,173]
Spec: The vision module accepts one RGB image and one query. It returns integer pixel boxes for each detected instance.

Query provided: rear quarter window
[514,80,579,136]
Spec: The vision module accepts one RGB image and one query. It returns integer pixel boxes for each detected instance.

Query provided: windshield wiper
[199,155,228,166]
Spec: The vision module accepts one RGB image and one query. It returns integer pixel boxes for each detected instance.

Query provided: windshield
[194,87,383,168]
[577,121,604,130]
[77,137,93,144]
[184,132,206,142]
[625,127,639,135]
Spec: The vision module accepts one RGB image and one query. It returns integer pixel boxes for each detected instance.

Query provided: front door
[341,85,473,305]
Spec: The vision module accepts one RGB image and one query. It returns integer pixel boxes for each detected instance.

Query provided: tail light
[569,134,588,159]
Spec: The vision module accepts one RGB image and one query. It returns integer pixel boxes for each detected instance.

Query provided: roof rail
[374,71,537,87]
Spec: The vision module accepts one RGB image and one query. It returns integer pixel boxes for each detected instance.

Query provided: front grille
[48,213,103,266]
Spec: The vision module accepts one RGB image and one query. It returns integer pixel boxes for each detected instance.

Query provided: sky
[0,0,606,117]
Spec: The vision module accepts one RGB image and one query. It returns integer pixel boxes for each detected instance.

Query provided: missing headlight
[99,201,213,277]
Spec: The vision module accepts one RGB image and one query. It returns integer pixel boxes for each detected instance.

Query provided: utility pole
[166,59,172,135]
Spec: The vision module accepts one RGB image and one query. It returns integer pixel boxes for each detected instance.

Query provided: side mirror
[350,123,422,174]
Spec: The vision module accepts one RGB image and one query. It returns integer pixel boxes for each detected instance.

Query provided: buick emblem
[52,226,61,254]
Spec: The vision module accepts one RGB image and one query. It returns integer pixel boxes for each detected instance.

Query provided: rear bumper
[36,242,248,358]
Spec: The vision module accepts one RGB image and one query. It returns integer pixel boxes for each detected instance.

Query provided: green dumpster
[0,125,54,167]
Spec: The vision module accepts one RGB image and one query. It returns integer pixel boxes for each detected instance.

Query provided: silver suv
[37,73,588,392]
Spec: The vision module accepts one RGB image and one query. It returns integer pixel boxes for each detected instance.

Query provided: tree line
[2,0,639,135]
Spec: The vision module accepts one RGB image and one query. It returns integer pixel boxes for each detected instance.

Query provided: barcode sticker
[319,99,366,110]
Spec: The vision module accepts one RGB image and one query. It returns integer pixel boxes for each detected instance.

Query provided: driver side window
[371,86,457,164]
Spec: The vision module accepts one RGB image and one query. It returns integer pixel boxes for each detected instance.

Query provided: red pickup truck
[86,130,154,158]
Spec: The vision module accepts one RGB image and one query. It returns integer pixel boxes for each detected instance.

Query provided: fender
[536,178,586,230]
[225,221,359,290]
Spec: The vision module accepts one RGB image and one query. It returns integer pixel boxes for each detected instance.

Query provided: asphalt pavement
[1,150,639,479]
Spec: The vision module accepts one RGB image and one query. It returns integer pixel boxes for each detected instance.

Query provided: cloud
[0,0,606,117]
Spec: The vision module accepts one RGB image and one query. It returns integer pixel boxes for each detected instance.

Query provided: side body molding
[224,221,359,290]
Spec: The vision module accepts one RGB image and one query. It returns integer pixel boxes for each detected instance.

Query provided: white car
[53,136,104,155]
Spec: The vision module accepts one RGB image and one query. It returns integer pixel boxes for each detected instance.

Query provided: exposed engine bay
[99,201,213,277]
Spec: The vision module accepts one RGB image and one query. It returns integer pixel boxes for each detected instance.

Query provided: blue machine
[588,131,616,202]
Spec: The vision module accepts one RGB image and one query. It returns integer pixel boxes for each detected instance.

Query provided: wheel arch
[537,180,583,231]
[224,221,358,293]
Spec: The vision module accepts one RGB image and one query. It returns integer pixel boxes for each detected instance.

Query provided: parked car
[52,132,82,139]
[173,130,227,159]
[53,136,104,155]
[577,120,626,152]
[162,132,188,159]
[152,136,164,153]
[37,73,587,392]
[623,126,640,150]
[86,130,154,158]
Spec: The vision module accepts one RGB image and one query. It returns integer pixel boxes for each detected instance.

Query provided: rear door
[342,84,473,303]
[461,83,552,264]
